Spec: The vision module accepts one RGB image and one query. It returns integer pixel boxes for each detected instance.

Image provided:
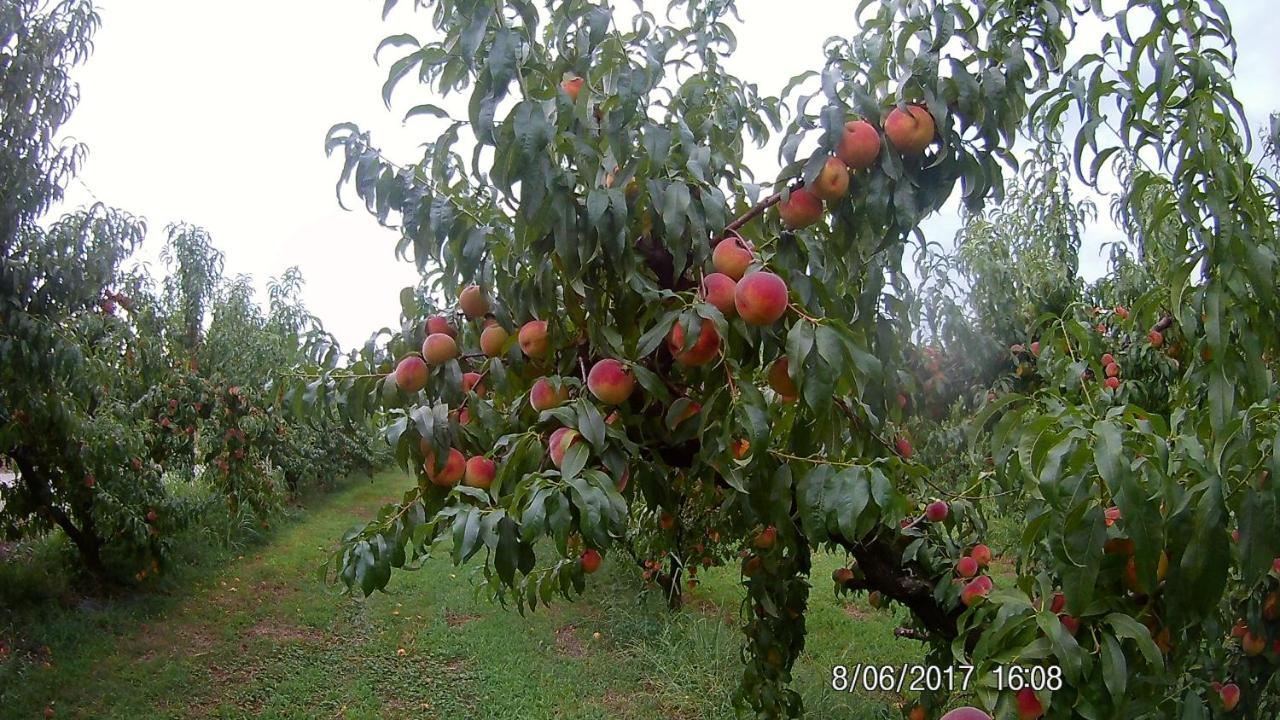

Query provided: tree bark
[12,450,108,579]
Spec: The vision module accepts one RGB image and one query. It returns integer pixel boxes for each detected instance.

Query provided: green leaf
[1100,633,1127,702]
[559,441,590,481]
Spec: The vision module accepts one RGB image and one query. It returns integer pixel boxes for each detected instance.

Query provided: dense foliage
[0,0,384,581]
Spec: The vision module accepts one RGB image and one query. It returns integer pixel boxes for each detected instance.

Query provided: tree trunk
[12,450,108,579]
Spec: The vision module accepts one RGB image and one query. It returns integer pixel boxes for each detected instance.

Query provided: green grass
[1,470,929,719]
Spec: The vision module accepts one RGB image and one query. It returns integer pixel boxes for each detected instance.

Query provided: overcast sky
[54,0,1279,351]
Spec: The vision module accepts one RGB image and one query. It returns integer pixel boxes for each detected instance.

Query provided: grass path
[1,470,925,719]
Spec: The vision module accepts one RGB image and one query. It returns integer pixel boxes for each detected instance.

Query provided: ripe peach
[659,512,675,531]
[1105,362,1120,378]
[754,526,777,550]
[1059,614,1080,635]
[1220,682,1241,711]
[971,544,992,567]
[587,359,635,405]
[1148,329,1163,348]
[925,501,949,523]
[1242,629,1266,656]
[895,436,913,460]
[548,427,582,468]
[884,105,935,155]
[1015,688,1043,720]
[480,323,509,357]
[1263,591,1279,621]
[395,356,429,393]
[1030,341,1041,356]
[1101,353,1115,366]
[768,357,798,399]
[939,708,991,720]
[1114,305,1129,320]
[668,319,720,366]
[561,76,584,103]
[422,333,459,365]
[425,314,456,338]
[530,377,569,411]
[699,273,738,317]
[712,237,754,280]
[956,556,978,578]
[464,456,496,489]
[580,548,602,573]
[836,119,880,170]
[1104,506,1121,526]
[734,271,789,326]
[960,579,989,607]
[1104,376,1120,390]
[458,285,490,319]
[425,448,465,487]
[1123,551,1168,593]
[731,438,751,459]
[833,567,855,585]
[777,187,824,229]
[462,372,486,395]
[908,705,927,720]
[809,157,849,201]
[518,320,550,358]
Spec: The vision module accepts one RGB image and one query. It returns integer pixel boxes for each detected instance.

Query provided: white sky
[54,0,1279,350]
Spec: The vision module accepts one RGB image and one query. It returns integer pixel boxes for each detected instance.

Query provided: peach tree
[318,0,1278,717]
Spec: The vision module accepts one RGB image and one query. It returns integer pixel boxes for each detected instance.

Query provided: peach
[1105,362,1120,378]
[754,526,777,550]
[580,548,602,573]
[734,271,789,326]
[836,119,880,170]
[425,314,456,338]
[394,356,429,393]
[1049,592,1066,614]
[422,333,459,365]
[561,76,584,103]
[777,187,824,229]
[809,157,849,201]
[767,357,797,399]
[548,427,582,468]
[1101,352,1115,366]
[668,319,719,366]
[458,285,490,319]
[731,438,750,459]
[424,448,465,487]
[960,578,990,606]
[1104,377,1120,390]
[480,323,509,357]
[833,567,855,585]
[956,556,978,578]
[464,456,496,489]
[712,237,754,280]
[699,273,737,317]
[971,544,992,567]
[925,501,949,522]
[1220,683,1241,711]
[518,320,550,358]
[940,708,992,720]
[462,372,486,395]
[1148,329,1163,347]
[530,377,569,411]
[1242,629,1266,656]
[1059,614,1080,635]
[895,436,913,460]
[587,359,635,405]
[884,105,935,155]
[1015,688,1043,720]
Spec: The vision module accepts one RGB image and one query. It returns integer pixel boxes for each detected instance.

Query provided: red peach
[530,377,569,411]
[925,501,949,523]
[394,356,429,393]
[1104,377,1120,390]
[668,319,720,366]
[734,271,789,326]
[754,526,777,550]
[971,544,992,567]
[884,105,935,155]
[836,119,880,170]
[939,708,992,720]
[480,323,509,357]
[1015,687,1044,720]
[463,456,496,489]
[809,157,849,201]
[777,187,824,229]
[458,285,490,319]
[422,333,459,365]
[462,372,486,395]
[895,436,913,460]
[425,314,456,338]
[712,237,754,280]
[768,357,798,399]
[561,76,584,103]
[699,273,738,317]
[425,448,465,487]
[956,556,978,578]
[518,320,550,358]
[548,427,582,468]
[580,548,602,573]
[1220,682,1241,711]
[587,359,636,405]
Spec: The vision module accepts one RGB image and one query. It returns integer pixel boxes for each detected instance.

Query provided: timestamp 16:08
[830,664,1064,693]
